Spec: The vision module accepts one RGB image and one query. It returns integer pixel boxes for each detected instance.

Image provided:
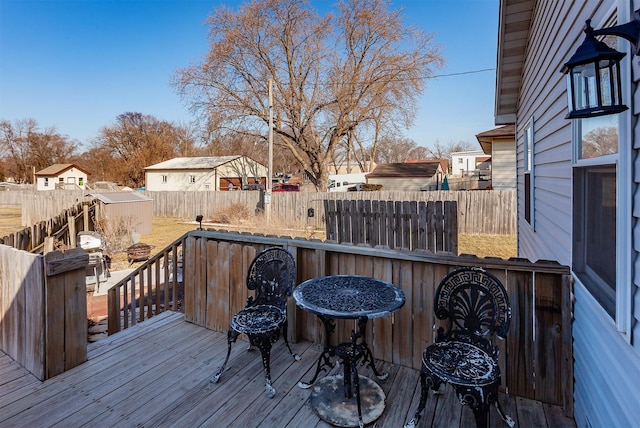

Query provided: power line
[428,68,495,78]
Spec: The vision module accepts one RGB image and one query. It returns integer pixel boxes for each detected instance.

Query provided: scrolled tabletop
[293,275,405,319]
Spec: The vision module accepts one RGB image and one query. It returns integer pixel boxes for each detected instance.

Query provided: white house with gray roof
[144,156,267,191]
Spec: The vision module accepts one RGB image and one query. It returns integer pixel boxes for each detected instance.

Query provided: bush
[211,202,252,224]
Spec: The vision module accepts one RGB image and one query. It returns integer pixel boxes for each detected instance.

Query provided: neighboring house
[34,164,89,191]
[496,1,639,427]
[366,161,443,191]
[449,150,489,176]
[476,125,516,190]
[144,156,267,191]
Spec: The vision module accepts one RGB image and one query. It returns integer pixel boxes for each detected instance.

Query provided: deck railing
[107,229,573,416]
[107,235,185,335]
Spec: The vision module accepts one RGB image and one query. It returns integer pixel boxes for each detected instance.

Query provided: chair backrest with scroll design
[245,247,297,310]
[433,267,511,353]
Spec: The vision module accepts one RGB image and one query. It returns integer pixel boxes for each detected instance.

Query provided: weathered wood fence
[107,229,572,415]
[0,201,98,253]
[324,199,458,253]
[0,245,88,380]
[9,189,515,235]
[143,190,515,235]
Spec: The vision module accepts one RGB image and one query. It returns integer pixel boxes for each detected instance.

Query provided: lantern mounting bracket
[589,10,640,55]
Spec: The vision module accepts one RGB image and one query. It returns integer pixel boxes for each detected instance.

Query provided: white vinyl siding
[490,141,516,190]
[509,0,639,427]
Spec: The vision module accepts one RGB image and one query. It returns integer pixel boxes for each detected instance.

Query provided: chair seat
[423,341,498,387]
[231,304,285,334]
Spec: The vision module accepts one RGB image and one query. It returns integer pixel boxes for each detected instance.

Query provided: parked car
[272,183,300,192]
[242,184,265,191]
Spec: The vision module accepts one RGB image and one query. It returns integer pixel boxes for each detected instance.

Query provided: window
[189,175,196,184]
[572,110,620,319]
[44,178,49,187]
[523,118,534,227]
[58,177,64,183]
[162,175,167,183]
[573,165,617,316]
[67,177,75,184]
[78,177,83,186]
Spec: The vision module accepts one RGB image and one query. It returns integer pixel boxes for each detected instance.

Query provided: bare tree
[581,126,617,158]
[374,136,429,163]
[92,113,194,187]
[426,140,475,160]
[173,0,443,190]
[0,118,77,183]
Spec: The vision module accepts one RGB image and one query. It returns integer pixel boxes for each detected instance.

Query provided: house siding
[145,157,267,191]
[509,0,640,426]
[491,140,516,190]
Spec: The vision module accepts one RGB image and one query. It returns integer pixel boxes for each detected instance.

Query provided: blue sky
[0,0,499,151]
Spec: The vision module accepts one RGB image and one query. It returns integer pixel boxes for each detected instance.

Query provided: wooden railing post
[44,248,88,379]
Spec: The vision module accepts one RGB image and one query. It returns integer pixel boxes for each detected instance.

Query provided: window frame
[189,175,196,184]
[523,117,535,229]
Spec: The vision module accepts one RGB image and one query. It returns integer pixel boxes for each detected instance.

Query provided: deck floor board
[0,312,574,428]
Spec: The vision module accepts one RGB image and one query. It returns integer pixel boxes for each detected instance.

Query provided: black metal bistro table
[293,275,405,428]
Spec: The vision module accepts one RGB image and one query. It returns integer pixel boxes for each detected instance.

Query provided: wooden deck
[0,312,575,427]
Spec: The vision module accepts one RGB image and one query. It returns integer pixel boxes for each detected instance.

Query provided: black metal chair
[210,247,300,398]
[405,267,515,428]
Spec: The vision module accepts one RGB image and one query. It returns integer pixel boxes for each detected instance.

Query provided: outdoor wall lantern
[561,11,640,119]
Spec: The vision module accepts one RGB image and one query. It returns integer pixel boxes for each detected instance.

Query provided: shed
[87,192,152,236]
[144,156,267,191]
[366,161,443,191]
[35,163,90,191]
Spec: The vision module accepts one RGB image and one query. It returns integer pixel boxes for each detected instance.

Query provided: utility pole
[266,79,273,223]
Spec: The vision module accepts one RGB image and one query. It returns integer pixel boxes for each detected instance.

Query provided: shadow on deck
[0,312,575,427]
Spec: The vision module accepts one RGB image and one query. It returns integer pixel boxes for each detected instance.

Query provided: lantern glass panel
[569,62,598,111]
[598,60,616,107]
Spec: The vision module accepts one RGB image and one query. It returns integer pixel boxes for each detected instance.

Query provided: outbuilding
[87,191,152,236]
[366,161,444,191]
[144,156,267,191]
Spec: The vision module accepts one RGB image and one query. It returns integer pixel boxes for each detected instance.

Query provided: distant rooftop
[144,156,243,170]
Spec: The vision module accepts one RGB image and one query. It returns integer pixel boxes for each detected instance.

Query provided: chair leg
[404,370,429,428]
[282,319,301,361]
[494,398,516,427]
[255,334,276,398]
[210,328,239,383]
[471,403,489,428]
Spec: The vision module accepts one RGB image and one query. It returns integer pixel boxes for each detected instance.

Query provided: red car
[272,183,300,192]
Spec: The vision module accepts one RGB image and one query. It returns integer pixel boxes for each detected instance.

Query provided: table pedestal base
[310,374,385,427]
